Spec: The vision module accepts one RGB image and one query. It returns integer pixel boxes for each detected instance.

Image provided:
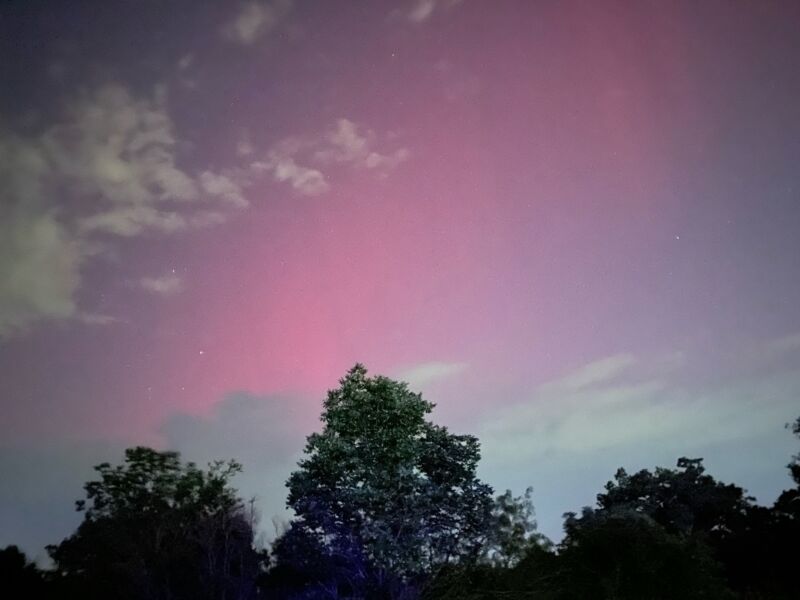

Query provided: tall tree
[48,447,265,600]
[276,364,493,598]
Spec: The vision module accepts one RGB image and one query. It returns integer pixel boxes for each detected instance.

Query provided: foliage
[483,486,550,568]
[557,509,733,599]
[47,446,265,600]
[596,457,752,539]
[774,416,800,516]
[0,545,48,595]
[274,364,494,598]
[4,373,800,600]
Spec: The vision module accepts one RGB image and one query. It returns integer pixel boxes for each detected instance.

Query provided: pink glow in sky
[1,0,800,557]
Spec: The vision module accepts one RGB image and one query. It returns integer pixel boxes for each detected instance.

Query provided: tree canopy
[47,446,265,600]
[273,364,494,598]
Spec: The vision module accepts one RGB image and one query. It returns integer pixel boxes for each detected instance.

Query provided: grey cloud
[199,171,248,208]
[0,204,84,337]
[0,84,250,336]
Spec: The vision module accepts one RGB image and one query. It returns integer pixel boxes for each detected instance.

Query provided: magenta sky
[2,0,800,559]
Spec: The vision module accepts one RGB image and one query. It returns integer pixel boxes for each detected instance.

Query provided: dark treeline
[3,365,799,599]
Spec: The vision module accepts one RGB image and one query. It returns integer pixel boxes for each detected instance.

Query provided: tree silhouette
[47,447,265,600]
[271,364,494,599]
[557,509,732,599]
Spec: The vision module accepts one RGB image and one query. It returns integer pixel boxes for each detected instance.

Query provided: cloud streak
[248,118,409,196]
[395,361,468,388]
[478,352,800,468]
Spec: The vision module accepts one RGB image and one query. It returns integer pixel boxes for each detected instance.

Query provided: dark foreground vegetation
[3,365,799,599]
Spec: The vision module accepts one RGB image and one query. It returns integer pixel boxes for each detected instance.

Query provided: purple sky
[1,0,799,561]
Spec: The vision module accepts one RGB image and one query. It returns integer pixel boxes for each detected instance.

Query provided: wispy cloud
[0,84,250,337]
[247,118,409,196]
[395,361,468,388]
[221,0,293,46]
[406,0,465,23]
[253,154,329,196]
[478,352,799,467]
[139,273,183,296]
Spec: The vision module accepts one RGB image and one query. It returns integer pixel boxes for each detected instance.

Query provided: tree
[275,364,494,598]
[0,545,48,597]
[775,415,800,517]
[48,447,265,600]
[596,457,752,540]
[557,509,732,599]
[483,487,550,568]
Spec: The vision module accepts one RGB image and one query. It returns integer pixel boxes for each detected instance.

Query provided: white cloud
[256,153,329,196]
[199,171,248,207]
[253,118,408,196]
[139,273,183,296]
[317,119,411,173]
[221,0,293,46]
[395,361,468,388]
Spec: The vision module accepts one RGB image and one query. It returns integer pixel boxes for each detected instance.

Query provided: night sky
[2,0,800,561]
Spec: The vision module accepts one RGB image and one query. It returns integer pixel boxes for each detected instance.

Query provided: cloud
[139,273,183,296]
[537,354,636,393]
[395,361,468,388]
[478,353,800,468]
[317,119,411,173]
[0,205,83,337]
[471,350,800,541]
[199,171,248,208]
[222,0,293,46]
[0,83,250,337]
[407,0,465,23]
[254,154,330,196]
[250,118,409,196]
